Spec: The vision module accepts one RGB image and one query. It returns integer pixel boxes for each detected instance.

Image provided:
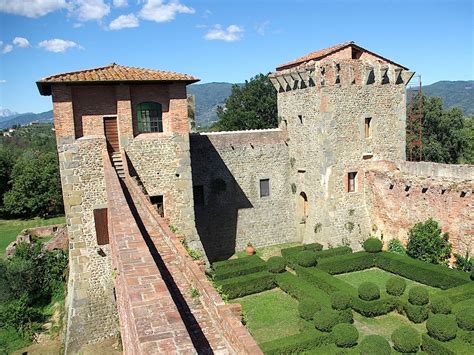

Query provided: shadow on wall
[190,134,253,262]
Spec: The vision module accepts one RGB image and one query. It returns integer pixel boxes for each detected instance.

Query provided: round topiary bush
[331,291,352,310]
[297,250,318,267]
[358,282,380,301]
[266,256,286,274]
[405,303,429,323]
[298,298,321,321]
[431,296,452,314]
[386,276,406,296]
[426,314,457,342]
[313,309,340,332]
[337,308,353,324]
[363,237,383,253]
[408,286,429,305]
[456,306,474,331]
[331,323,359,348]
[359,335,391,355]
[391,326,420,353]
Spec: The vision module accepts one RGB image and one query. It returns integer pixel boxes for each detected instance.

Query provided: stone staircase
[111,152,125,179]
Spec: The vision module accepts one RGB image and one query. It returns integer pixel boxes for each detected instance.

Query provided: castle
[37,42,473,353]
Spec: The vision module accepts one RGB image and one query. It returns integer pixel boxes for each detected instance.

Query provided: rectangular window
[137,102,163,133]
[260,179,270,198]
[193,185,205,206]
[348,172,357,193]
[94,208,109,245]
[365,117,372,138]
[150,195,164,217]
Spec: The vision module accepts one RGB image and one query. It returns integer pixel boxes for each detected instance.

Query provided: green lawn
[231,288,310,344]
[0,216,65,257]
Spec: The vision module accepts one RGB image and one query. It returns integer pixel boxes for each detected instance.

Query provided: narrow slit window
[94,208,109,245]
[260,179,270,198]
[365,117,372,138]
[298,115,303,124]
[150,195,164,217]
[348,172,357,193]
[193,185,205,206]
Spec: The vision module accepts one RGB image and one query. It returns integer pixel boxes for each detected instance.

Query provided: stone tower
[269,41,414,248]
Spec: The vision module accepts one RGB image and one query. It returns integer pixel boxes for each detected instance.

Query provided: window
[136,102,163,133]
[193,185,205,206]
[365,117,372,138]
[348,172,357,193]
[298,115,303,124]
[260,179,270,198]
[150,195,164,217]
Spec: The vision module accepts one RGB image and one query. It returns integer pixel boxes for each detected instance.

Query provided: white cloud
[0,0,67,18]
[109,13,138,30]
[256,20,270,36]
[0,80,6,84]
[70,0,110,22]
[38,38,82,52]
[13,37,30,48]
[2,44,13,54]
[139,0,194,23]
[205,24,244,42]
[112,0,127,7]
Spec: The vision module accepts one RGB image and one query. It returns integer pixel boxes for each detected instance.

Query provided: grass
[233,242,301,261]
[231,288,310,344]
[0,216,65,257]
[0,327,32,354]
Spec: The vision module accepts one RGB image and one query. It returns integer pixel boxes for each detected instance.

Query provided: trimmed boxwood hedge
[215,271,275,299]
[404,302,429,323]
[337,308,353,324]
[314,246,352,259]
[375,252,470,289]
[351,296,396,317]
[331,323,358,348]
[441,282,474,304]
[331,291,351,310]
[298,298,322,321]
[358,282,380,301]
[266,256,286,274]
[363,238,383,253]
[260,329,330,354]
[408,286,430,305]
[386,276,406,296]
[359,335,391,355]
[212,254,261,270]
[431,296,452,314]
[421,333,456,355]
[455,306,474,331]
[313,309,341,332]
[281,243,323,268]
[391,326,421,353]
[275,272,331,307]
[212,255,266,280]
[317,251,376,275]
[297,251,318,267]
[426,314,458,341]
[296,266,357,297]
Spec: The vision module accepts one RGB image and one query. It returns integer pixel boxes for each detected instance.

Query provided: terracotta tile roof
[276,41,408,71]
[37,63,199,95]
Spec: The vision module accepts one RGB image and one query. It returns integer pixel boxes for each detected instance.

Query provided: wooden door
[104,117,119,153]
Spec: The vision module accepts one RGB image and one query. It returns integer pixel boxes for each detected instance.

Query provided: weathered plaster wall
[190,129,296,261]
[366,160,474,256]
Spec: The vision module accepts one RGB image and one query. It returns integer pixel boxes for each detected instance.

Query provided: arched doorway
[297,192,308,241]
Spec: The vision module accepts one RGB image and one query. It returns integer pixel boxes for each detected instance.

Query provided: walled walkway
[104,153,261,354]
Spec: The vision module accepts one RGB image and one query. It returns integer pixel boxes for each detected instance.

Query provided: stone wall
[365,160,474,256]
[190,129,296,261]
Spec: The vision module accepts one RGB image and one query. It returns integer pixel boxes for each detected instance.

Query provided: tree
[212,73,278,131]
[459,115,474,164]
[406,218,452,265]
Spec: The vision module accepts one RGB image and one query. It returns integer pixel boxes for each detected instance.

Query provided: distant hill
[418,80,474,116]
[0,110,53,130]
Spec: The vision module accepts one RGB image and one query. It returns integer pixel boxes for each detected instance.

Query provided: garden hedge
[282,246,351,270]
[363,238,383,253]
[431,296,452,314]
[260,329,330,354]
[337,308,353,324]
[266,256,286,274]
[212,256,266,280]
[386,276,406,296]
[440,282,474,304]
[297,251,318,267]
[314,246,352,259]
[455,306,474,331]
[215,271,275,299]
[281,243,323,268]
[391,326,421,353]
[330,291,351,310]
[358,282,380,301]
[313,309,341,332]
[375,252,470,289]
[331,323,358,348]
[426,314,458,342]
[296,266,356,296]
[408,286,430,305]
[351,296,396,317]
[298,298,322,321]
[421,333,456,355]
[359,335,391,355]
[404,302,429,323]
[317,251,376,275]
[275,272,331,307]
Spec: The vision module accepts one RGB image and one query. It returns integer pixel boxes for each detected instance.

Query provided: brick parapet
[125,175,262,354]
[192,128,287,147]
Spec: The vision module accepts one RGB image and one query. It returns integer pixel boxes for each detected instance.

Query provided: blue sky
[0,0,473,113]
